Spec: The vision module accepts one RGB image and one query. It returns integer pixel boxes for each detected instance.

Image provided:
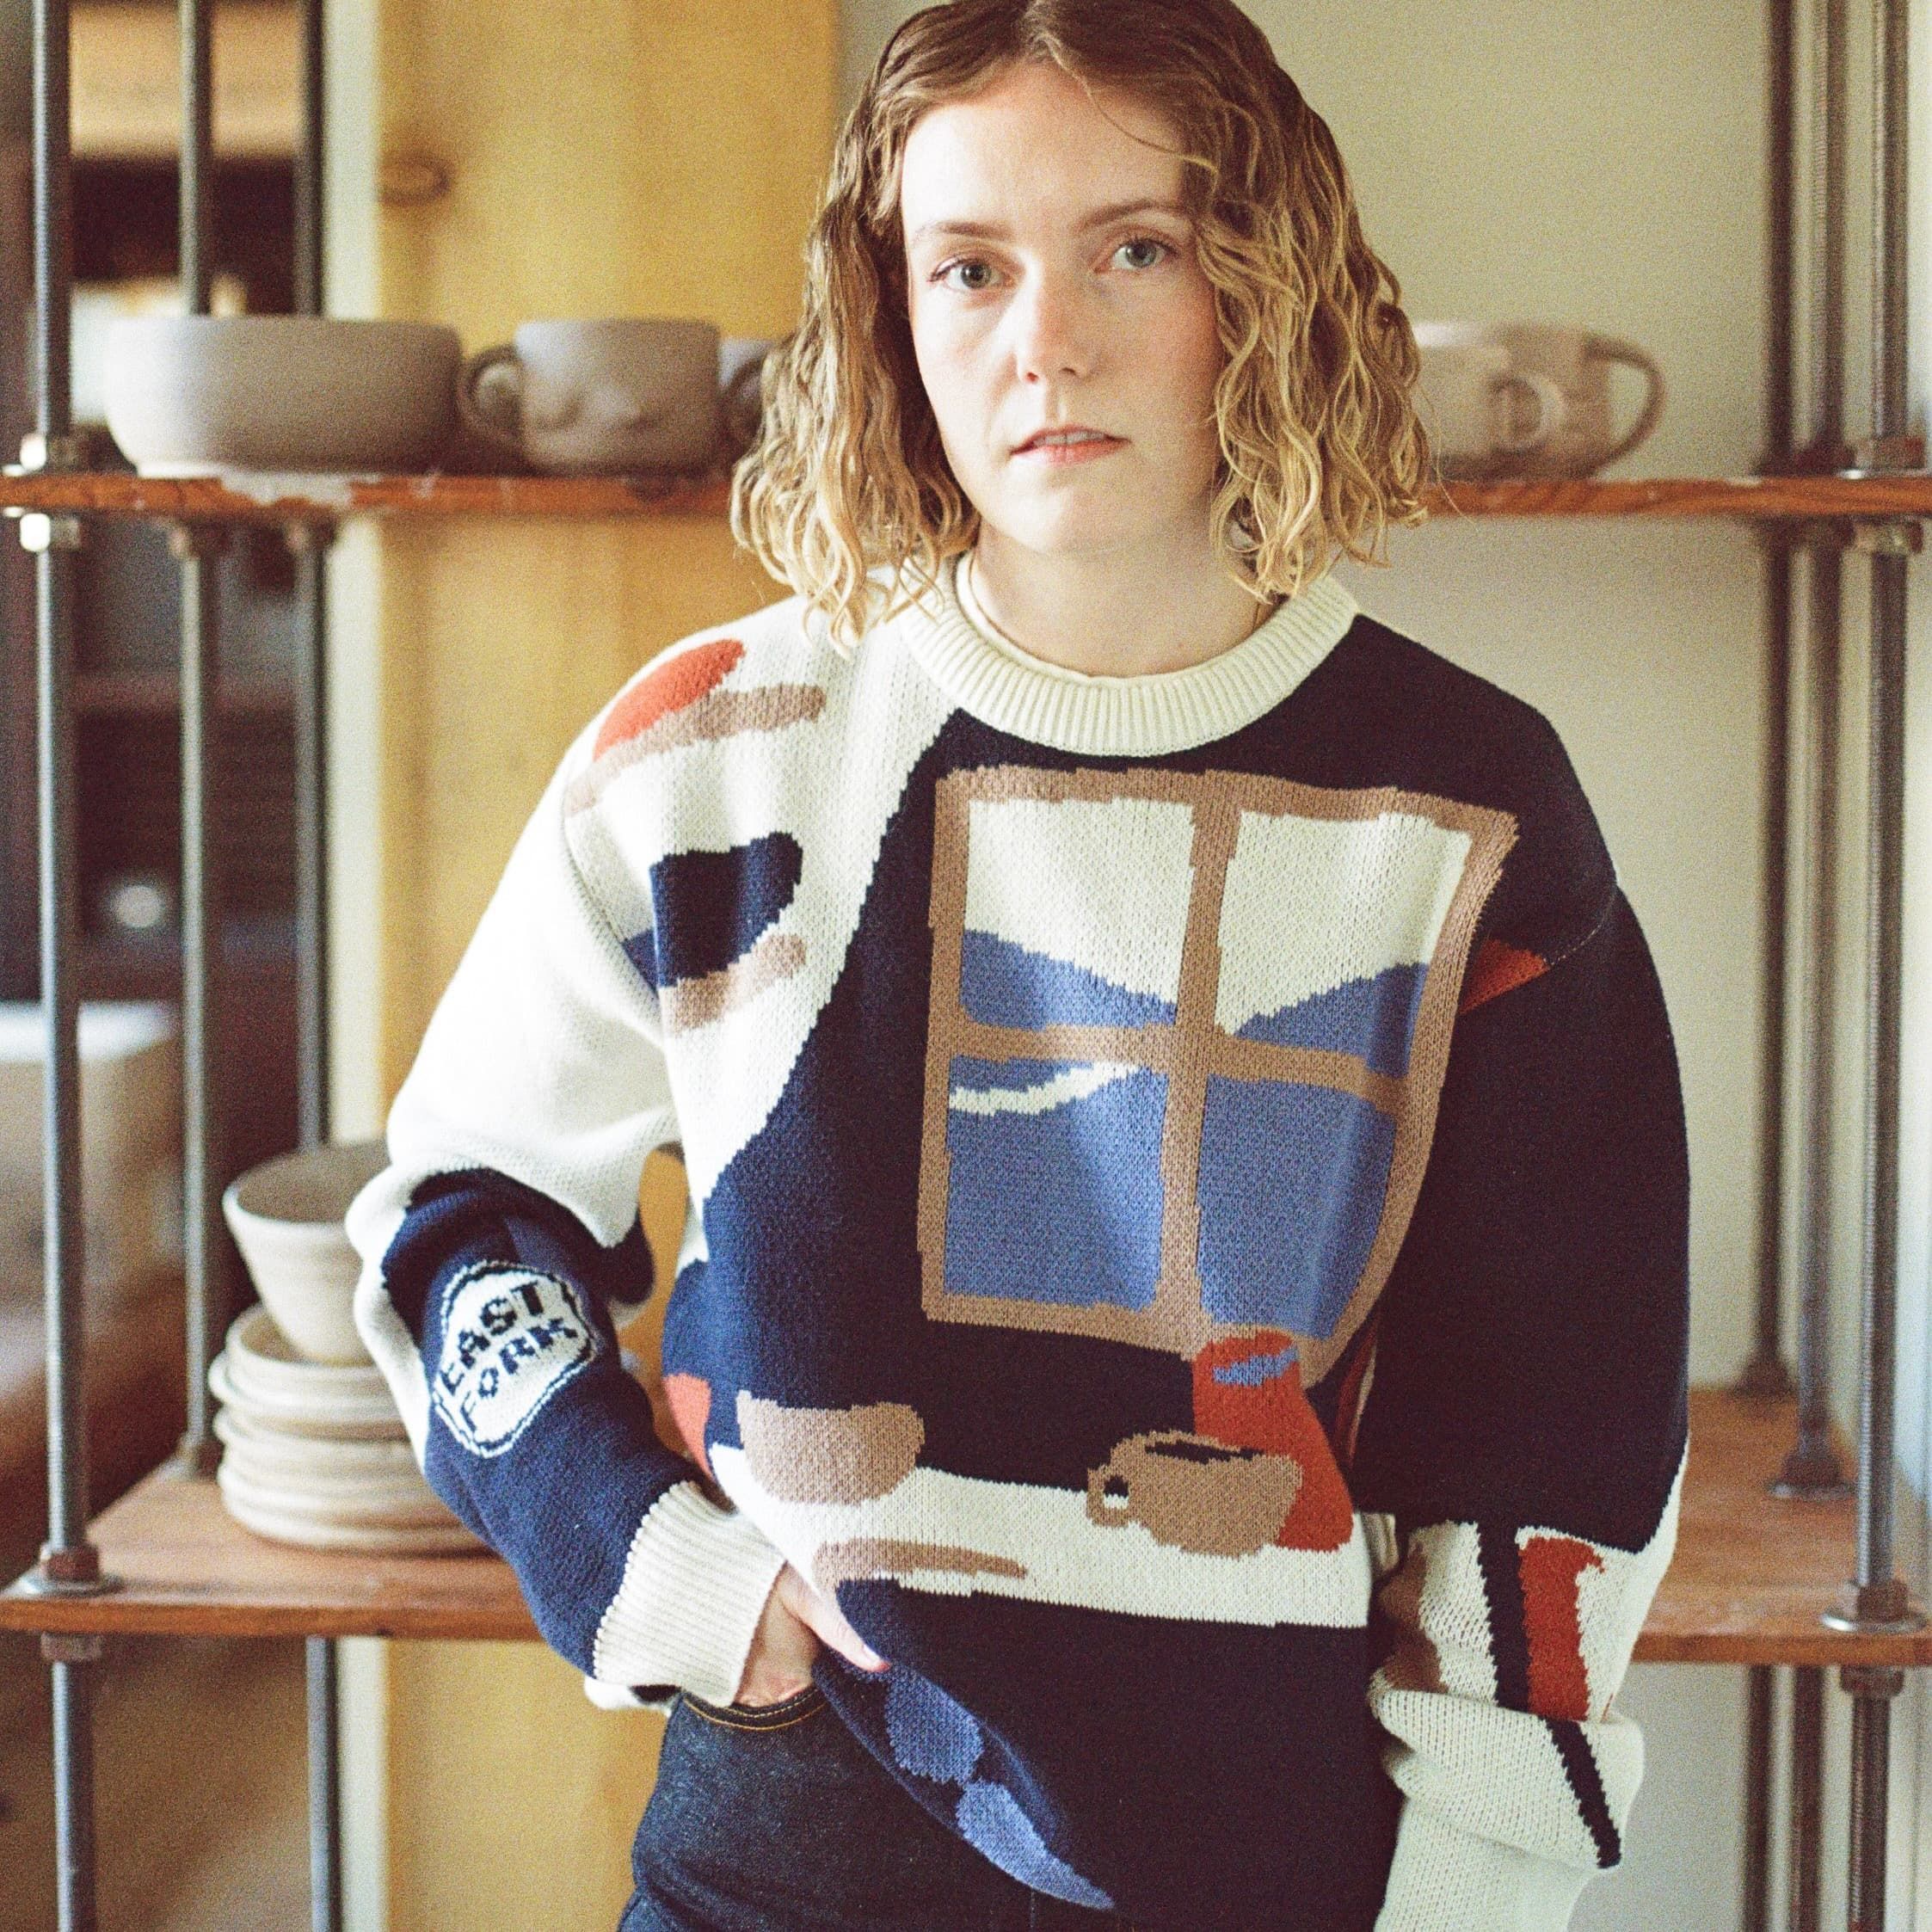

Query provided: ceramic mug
[457,317,723,475]
[1414,320,1664,480]
[1086,1430,1302,1557]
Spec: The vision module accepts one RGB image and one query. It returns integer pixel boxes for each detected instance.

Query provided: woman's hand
[730,1561,889,1707]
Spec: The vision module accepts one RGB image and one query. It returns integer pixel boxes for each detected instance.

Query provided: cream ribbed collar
[895,551,1360,758]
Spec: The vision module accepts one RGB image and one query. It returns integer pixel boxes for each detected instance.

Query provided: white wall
[840,2,1929,1924]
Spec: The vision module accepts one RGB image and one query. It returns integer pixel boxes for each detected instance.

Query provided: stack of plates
[211,1304,483,1554]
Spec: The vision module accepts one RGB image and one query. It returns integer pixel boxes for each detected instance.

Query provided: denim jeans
[618,1682,1138,1932]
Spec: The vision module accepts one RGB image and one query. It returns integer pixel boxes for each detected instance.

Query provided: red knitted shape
[594,637,745,759]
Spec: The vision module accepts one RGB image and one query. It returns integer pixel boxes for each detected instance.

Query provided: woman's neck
[966,528,1273,678]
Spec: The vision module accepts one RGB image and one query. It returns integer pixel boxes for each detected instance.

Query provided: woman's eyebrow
[905,197,1190,250]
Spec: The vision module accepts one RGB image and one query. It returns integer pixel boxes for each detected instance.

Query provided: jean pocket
[676,1682,828,1732]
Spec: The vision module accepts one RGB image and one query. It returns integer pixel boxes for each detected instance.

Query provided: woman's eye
[1114,237,1171,271]
[936,258,1000,292]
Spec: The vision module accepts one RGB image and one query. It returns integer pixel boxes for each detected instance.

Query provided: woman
[348,3,1690,1929]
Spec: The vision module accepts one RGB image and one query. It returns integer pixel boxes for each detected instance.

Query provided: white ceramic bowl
[223,1141,388,1363]
[102,317,463,476]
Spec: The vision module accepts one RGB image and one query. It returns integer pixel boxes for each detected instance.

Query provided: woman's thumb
[787,1567,889,1671]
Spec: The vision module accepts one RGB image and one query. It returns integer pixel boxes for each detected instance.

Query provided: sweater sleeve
[1351,883,1690,1932]
[344,719,787,1709]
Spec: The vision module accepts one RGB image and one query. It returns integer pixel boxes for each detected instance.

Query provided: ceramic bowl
[222,1141,388,1363]
[102,317,463,476]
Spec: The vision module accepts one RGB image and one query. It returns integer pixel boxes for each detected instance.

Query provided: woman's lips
[1012,433,1125,465]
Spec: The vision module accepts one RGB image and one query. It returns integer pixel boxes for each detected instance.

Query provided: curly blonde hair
[729,0,1433,658]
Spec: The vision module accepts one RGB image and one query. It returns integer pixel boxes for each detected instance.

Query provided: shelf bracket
[39,1632,106,1666]
[1821,1572,1928,1636]
[1837,1663,1908,1701]
[18,1539,122,1600]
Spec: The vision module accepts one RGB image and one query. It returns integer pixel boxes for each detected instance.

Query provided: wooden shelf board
[0,1465,531,1642]
[0,1387,1923,1662]
[3,471,1932,526]
[1,471,735,524]
[1637,1387,1930,1665]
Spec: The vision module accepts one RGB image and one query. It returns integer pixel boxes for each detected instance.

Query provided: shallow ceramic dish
[212,1405,422,1483]
[210,1340,405,1442]
[223,1141,388,1363]
[102,317,462,477]
[223,1301,391,1398]
[216,1455,458,1527]
[216,1470,484,1554]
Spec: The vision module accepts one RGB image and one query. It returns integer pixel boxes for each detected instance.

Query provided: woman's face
[899,62,1226,563]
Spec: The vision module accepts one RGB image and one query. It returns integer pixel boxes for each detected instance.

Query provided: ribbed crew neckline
[896,551,1360,757]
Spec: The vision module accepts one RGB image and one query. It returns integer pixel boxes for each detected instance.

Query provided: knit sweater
[346,551,1689,1932]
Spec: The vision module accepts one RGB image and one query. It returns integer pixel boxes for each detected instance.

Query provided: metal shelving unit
[2,0,1929,1928]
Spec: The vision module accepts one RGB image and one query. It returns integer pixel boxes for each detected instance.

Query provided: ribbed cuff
[590,1480,789,1707]
[1374,1800,1595,1932]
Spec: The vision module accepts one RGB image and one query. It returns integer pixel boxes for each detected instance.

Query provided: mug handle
[456,343,524,454]
[1086,1462,1134,1529]
[1584,334,1666,467]
[1489,370,1567,453]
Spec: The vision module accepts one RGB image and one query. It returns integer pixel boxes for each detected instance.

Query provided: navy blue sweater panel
[653,616,1655,1931]
[378,1169,696,1676]
[1347,888,1691,1547]
[815,1596,1400,1932]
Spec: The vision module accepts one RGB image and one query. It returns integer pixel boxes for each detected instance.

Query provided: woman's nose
[1008,274,1095,384]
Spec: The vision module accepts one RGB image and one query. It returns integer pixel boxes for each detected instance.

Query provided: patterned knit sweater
[346,553,1689,1932]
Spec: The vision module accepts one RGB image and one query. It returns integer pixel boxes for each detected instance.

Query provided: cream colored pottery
[210,1349,405,1441]
[1412,319,1664,480]
[215,1453,458,1526]
[102,316,463,476]
[223,1141,387,1363]
[457,317,722,474]
[215,1467,484,1554]
[212,1307,405,1437]
[718,334,780,457]
[218,1309,392,1401]
[212,1403,421,1478]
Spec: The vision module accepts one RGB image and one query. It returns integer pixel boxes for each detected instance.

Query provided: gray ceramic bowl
[102,316,462,475]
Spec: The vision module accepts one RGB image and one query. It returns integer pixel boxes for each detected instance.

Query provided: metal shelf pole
[1777,0,1854,1506]
[1818,9,1928,1931]
[1739,0,1800,1909]
[1739,0,1799,1408]
[169,0,226,1479]
[291,0,345,1919]
[18,0,122,1923]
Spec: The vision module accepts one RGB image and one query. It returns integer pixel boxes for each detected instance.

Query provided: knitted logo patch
[432,1264,601,1458]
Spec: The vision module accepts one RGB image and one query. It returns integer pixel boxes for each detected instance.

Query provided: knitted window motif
[916,765,1516,1390]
